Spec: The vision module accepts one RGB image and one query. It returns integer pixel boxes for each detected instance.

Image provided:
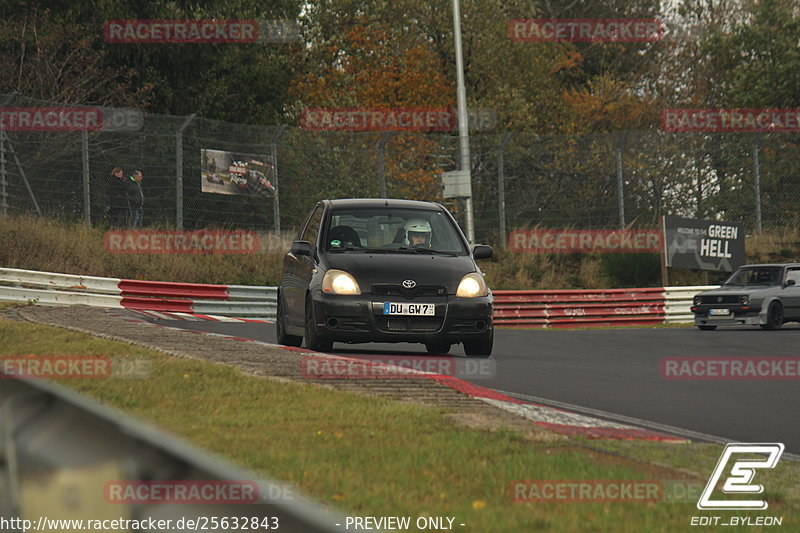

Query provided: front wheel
[463,329,493,358]
[305,294,333,352]
[697,325,717,331]
[761,302,784,330]
[276,293,302,347]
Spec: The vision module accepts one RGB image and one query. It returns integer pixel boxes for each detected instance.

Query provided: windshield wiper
[395,246,458,256]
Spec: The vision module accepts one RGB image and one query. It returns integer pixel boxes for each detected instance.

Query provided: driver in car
[404,219,432,247]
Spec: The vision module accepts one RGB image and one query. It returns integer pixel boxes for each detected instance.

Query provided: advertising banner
[662,216,745,271]
[201,149,275,197]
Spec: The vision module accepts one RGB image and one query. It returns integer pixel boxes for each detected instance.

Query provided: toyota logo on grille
[402,280,417,289]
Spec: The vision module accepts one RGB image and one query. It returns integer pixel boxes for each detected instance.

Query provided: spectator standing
[127,170,144,229]
[108,167,128,227]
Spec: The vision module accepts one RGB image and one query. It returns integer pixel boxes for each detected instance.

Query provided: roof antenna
[384,199,389,206]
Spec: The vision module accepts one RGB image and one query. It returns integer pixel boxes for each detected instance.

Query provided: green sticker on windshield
[331,240,341,248]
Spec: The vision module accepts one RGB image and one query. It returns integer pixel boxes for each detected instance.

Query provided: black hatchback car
[276,199,494,356]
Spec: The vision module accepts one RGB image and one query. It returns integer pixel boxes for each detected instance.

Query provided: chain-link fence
[2,93,799,246]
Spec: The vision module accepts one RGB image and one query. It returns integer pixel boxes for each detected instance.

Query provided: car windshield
[724,267,782,286]
[324,208,467,254]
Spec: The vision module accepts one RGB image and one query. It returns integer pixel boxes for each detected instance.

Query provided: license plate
[383,302,435,316]
[709,308,731,316]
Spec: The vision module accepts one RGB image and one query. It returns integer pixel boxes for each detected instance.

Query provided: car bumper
[692,305,763,327]
[309,290,493,344]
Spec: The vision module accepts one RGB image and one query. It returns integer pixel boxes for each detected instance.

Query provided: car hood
[324,252,478,293]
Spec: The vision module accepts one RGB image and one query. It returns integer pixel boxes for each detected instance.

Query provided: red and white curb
[124,309,272,323]
[107,309,684,442]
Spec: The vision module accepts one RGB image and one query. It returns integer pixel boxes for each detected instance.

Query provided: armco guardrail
[0,267,276,318]
[0,378,351,530]
[493,288,666,328]
[664,285,720,324]
[494,286,715,328]
[1,267,713,326]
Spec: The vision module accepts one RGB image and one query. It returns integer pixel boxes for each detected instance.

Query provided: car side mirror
[291,240,312,256]
[473,245,493,260]
[786,279,796,286]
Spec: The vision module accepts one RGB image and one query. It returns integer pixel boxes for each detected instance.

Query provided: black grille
[371,285,446,299]
[700,295,741,304]
[378,317,443,333]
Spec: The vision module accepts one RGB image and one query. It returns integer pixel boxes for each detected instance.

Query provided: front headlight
[322,270,361,295]
[693,296,702,306]
[740,295,749,305]
[457,272,489,298]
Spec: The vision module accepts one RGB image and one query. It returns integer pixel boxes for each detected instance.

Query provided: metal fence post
[175,114,196,230]
[3,132,41,217]
[376,133,391,198]
[0,93,15,218]
[270,125,287,234]
[752,135,762,234]
[497,132,514,249]
[0,131,7,217]
[616,132,627,228]
[81,130,90,224]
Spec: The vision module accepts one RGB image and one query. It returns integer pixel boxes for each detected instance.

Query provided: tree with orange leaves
[289,20,455,201]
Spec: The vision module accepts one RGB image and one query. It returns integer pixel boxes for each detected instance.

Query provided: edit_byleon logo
[697,443,784,510]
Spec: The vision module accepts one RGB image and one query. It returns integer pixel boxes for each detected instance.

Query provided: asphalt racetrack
[145,317,800,456]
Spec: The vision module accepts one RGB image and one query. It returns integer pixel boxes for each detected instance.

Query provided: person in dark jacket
[127,170,144,229]
[108,167,128,227]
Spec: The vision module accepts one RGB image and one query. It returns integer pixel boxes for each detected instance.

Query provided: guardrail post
[82,130,90,224]
[270,125,287,234]
[176,114,196,230]
[497,132,514,249]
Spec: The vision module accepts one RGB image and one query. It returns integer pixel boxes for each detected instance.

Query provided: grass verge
[1,316,798,531]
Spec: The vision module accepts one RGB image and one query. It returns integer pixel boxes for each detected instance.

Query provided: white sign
[441,170,472,199]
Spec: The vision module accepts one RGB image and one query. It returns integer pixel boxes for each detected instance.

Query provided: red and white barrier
[1,267,713,326]
[0,268,276,318]
[493,288,666,328]
[493,286,715,328]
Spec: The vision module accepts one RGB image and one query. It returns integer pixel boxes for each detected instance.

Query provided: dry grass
[0,215,287,285]
[3,215,800,289]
